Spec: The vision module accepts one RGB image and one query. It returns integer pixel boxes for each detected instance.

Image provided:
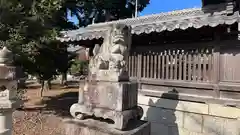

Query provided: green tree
[54,44,77,85]
[0,0,75,96]
[69,59,88,75]
[66,0,150,26]
[0,0,150,96]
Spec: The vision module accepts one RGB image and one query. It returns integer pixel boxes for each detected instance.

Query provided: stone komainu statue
[89,24,131,81]
[70,24,143,130]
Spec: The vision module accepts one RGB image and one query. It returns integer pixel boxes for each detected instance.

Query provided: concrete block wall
[138,95,240,135]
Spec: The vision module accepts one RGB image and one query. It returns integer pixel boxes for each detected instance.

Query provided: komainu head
[109,24,131,54]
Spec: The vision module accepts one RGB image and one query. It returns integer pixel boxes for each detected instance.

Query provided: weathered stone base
[70,103,143,130]
[64,119,150,135]
[70,81,142,130]
[79,81,138,111]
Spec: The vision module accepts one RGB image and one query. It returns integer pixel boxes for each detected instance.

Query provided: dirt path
[13,84,79,135]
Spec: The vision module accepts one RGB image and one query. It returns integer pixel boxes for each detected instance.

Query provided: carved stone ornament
[89,24,132,82]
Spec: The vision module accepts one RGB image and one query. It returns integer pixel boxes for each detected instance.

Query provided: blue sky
[140,0,201,15]
[68,0,202,24]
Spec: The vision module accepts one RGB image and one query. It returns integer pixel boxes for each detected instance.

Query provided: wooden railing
[128,47,214,83]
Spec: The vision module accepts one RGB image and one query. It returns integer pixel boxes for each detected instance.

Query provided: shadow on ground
[18,92,79,118]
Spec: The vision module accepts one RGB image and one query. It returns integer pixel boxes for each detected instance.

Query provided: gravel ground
[13,110,64,135]
[12,84,79,135]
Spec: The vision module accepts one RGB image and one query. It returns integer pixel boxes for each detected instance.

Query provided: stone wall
[138,94,240,135]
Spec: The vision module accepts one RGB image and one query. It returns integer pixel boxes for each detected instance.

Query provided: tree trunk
[47,79,52,90]
[60,73,67,86]
[40,80,51,97]
[40,80,44,97]
[18,79,26,89]
[44,80,50,90]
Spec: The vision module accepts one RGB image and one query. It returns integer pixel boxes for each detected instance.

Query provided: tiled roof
[58,6,239,42]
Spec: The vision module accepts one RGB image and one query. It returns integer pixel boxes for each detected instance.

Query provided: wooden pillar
[137,53,142,89]
[137,53,142,79]
[211,30,220,97]
[238,22,240,40]
[213,47,220,97]
[212,46,220,84]
[212,32,221,97]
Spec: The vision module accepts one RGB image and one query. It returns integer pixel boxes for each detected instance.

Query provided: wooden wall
[128,40,240,107]
[129,45,213,82]
[220,44,240,82]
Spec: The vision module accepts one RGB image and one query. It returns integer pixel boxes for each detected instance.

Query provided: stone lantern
[0,47,20,135]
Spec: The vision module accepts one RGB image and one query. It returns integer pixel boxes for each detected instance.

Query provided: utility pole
[135,0,138,18]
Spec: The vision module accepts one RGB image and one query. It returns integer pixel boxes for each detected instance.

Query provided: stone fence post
[0,47,21,135]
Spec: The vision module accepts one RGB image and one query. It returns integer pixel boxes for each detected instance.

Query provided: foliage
[0,0,74,96]
[0,1,75,72]
[66,0,150,26]
[16,87,27,101]
[69,59,88,75]
[55,46,77,76]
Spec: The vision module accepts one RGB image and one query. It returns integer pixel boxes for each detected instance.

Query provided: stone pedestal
[64,119,150,135]
[78,81,138,111]
[70,81,143,130]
